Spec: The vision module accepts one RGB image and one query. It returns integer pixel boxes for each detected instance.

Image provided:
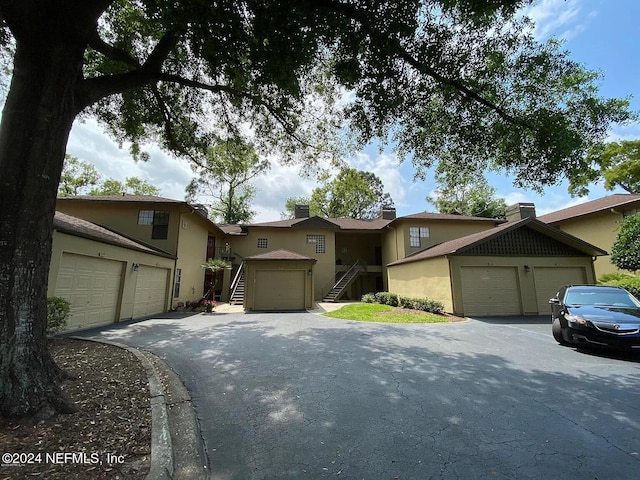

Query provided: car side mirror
[549,298,560,305]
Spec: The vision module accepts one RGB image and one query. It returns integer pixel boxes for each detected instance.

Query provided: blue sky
[66,0,640,222]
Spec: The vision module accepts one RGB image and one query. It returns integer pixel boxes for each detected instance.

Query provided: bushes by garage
[598,273,640,299]
[361,292,445,315]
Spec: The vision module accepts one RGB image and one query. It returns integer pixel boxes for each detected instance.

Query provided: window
[623,208,639,217]
[173,269,181,298]
[138,210,154,225]
[151,211,170,239]
[138,210,170,239]
[257,238,268,248]
[409,226,430,248]
[306,234,325,253]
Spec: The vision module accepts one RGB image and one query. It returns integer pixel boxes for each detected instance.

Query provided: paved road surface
[80,311,640,479]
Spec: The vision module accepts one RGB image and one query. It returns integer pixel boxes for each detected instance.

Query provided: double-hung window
[409,227,430,248]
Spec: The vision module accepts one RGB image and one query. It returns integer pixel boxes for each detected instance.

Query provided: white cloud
[350,151,407,208]
[522,0,591,41]
[67,118,193,200]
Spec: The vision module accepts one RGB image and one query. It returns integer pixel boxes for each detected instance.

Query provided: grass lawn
[322,303,451,323]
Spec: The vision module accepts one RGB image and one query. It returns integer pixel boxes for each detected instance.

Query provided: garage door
[133,265,169,318]
[55,253,123,331]
[254,270,306,310]
[534,266,587,314]
[460,266,521,316]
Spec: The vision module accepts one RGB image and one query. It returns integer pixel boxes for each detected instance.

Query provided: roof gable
[244,249,317,261]
[53,212,175,258]
[538,194,640,224]
[389,218,607,266]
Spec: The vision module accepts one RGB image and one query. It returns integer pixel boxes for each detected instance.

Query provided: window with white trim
[409,226,430,247]
[306,234,325,253]
[257,238,268,248]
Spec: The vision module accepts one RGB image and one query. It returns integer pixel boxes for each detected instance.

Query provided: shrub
[47,297,71,336]
[374,291,399,307]
[597,272,635,284]
[611,213,640,272]
[602,276,640,299]
[361,293,376,303]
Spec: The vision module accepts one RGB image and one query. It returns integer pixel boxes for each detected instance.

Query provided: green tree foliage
[611,214,640,272]
[185,138,268,223]
[569,140,640,196]
[57,155,101,196]
[89,177,160,196]
[0,0,636,416]
[310,168,394,219]
[427,167,507,218]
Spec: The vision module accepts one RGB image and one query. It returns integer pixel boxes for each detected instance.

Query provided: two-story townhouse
[218,206,505,310]
[538,194,640,279]
[55,195,228,308]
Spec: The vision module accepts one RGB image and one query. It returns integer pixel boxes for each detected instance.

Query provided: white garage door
[133,265,169,318]
[534,266,587,314]
[55,253,123,331]
[460,266,521,316]
[254,270,306,310]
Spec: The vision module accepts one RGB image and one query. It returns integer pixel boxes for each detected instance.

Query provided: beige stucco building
[48,212,175,331]
[538,194,640,279]
[387,215,605,316]
[51,194,616,323]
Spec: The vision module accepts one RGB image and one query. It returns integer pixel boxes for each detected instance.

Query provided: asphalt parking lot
[83,311,640,480]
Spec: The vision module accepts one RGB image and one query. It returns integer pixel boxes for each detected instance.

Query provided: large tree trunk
[0,39,84,417]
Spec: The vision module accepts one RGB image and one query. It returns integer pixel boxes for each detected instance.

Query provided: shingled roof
[53,212,175,258]
[56,194,184,203]
[538,194,640,224]
[244,249,316,261]
[388,217,606,266]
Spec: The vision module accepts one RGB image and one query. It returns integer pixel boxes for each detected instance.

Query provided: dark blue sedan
[550,285,640,349]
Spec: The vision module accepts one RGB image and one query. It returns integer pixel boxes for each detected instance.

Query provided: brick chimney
[506,203,536,222]
[294,204,310,218]
[380,207,396,220]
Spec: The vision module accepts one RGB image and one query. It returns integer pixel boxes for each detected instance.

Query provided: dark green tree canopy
[568,140,640,196]
[611,213,640,272]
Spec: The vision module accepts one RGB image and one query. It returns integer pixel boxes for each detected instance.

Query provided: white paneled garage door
[460,266,521,316]
[534,266,587,314]
[133,265,169,318]
[254,270,306,310]
[55,253,123,331]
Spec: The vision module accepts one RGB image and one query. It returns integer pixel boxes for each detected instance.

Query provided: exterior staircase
[229,264,245,305]
[322,262,365,302]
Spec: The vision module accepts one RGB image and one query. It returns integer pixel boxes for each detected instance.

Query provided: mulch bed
[0,339,151,479]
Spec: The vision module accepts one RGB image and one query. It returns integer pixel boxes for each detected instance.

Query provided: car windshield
[564,289,640,308]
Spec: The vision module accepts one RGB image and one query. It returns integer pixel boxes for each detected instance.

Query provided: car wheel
[552,317,570,346]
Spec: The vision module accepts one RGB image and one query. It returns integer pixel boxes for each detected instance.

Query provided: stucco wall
[387,257,454,312]
[553,211,622,278]
[174,212,210,306]
[56,201,181,254]
[48,231,174,322]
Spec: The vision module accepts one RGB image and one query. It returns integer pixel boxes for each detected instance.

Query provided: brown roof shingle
[53,212,174,258]
[245,249,316,261]
[538,194,640,224]
[388,217,606,266]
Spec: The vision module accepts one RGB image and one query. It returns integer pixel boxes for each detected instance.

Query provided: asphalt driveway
[79,311,640,479]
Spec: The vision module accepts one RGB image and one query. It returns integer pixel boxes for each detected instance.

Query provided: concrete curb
[70,337,208,479]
